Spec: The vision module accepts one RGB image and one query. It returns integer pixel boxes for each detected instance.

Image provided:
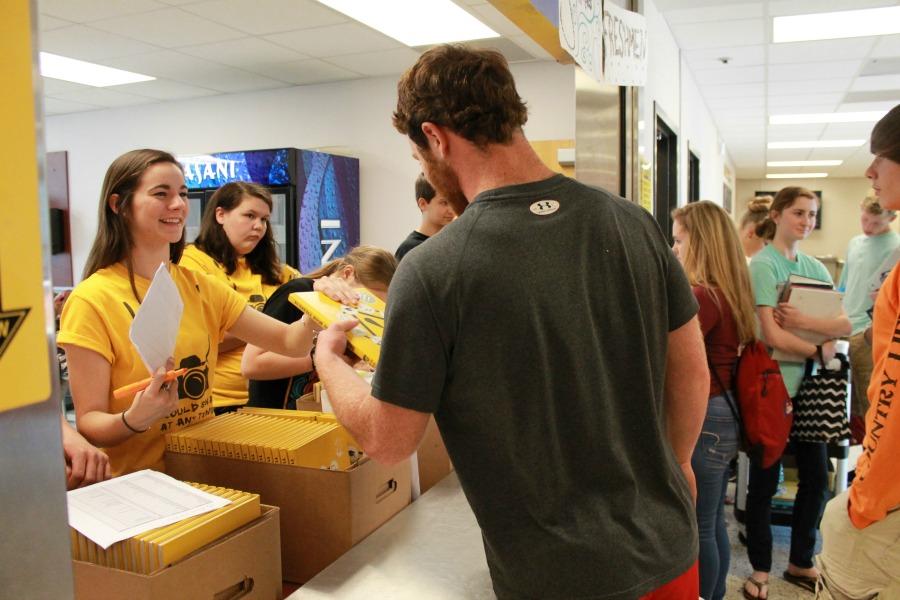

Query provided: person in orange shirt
[816,104,900,599]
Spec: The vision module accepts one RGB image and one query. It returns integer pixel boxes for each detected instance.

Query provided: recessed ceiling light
[767,160,843,167]
[769,111,887,125]
[315,0,499,46]
[40,52,154,87]
[766,173,829,179]
[767,140,865,149]
[773,6,900,43]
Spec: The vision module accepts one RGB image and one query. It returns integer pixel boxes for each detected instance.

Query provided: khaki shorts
[816,491,900,599]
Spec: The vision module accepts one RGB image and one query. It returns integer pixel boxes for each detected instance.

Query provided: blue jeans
[691,394,740,600]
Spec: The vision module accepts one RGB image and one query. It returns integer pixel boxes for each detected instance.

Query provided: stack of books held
[290,288,385,368]
[70,483,260,575]
[773,274,843,362]
[165,408,363,471]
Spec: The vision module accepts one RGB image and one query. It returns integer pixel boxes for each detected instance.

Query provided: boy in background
[394,173,455,261]
[838,196,899,443]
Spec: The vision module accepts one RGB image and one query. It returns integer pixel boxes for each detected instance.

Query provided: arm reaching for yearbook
[61,414,111,489]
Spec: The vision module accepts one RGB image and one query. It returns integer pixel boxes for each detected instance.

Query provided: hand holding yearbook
[289,288,385,368]
[773,274,843,362]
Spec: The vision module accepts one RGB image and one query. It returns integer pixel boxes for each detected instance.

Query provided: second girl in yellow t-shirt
[180,182,298,410]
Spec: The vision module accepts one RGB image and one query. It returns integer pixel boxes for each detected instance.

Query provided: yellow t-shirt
[180,244,298,407]
[57,262,246,477]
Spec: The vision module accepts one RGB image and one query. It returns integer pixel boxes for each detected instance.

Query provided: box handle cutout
[213,575,254,600]
[375,478,398,503]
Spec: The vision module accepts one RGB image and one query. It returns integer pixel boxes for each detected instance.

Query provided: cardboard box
[166,453,410,583]
[417,417,454,494]
[73,505,282,600]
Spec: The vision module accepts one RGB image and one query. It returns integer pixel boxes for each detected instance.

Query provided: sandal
[742,576,769,600]
[783,570,818,593]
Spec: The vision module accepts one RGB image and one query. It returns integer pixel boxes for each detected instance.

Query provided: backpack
[732,340,793,469]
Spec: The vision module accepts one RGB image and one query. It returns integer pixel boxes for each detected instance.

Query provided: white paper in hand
[129,262,183,373]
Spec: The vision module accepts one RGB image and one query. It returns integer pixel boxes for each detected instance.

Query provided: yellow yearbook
[289,288,385,368]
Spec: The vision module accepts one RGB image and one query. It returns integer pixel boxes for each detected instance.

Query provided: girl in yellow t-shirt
[58,149,318,477]
[180,182,298,411]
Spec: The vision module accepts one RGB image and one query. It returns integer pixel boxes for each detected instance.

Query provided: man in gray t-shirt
[315,45,709,599]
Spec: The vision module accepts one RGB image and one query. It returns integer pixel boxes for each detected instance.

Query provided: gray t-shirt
[373,174,699,599]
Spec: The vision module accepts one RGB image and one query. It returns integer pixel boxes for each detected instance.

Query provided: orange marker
[113,368,186,401]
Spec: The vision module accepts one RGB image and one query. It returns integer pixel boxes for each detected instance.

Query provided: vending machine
[178,148,360,272]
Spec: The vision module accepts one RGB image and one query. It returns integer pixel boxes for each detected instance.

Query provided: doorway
[654,113,678,244]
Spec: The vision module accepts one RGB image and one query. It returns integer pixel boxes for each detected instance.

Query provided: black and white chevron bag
[791,352,851,444]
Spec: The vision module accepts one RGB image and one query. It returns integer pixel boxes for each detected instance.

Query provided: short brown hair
[871,104,900,163]
[415,173,436,204]
[393,44,528,149]
[861,196,894,216]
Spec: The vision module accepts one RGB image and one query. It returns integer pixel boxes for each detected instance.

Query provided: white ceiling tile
[767,0,896,17]
[41,77,94,95]
[664,2,762,24]
[39,0,167,22]
[180,0,346,35]
[837,101,898,112]
[50,87,157,108]
[768,38,876,64]
[265,23,401,57]
[871,34,900,58]
[39,25,162,61]
[712,107,766,119]
[706,96,765,109]
[768,79,852,96]
[507,34,554,61]
[38,14,73,31]
[703,83,766,99]
[326,48,422,78]
[851,74,900,92]
[821,122,879,138]
[768,60,863,82]
[466,3,523,37]
[669,18,765,50]
[101,50,288,92]
[252,58,361,86]
[694,65,764,85]
[654,0,754,10]
[90,7,245,48]
[43,96,101,115]
[178,37,308,68]
[767,124,827,140]
[766,95,843,110]
[110,78,220,100]
[684,45,765,70]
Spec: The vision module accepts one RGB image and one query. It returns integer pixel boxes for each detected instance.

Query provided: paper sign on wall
[558,0,603,82]
[602,3,648,86]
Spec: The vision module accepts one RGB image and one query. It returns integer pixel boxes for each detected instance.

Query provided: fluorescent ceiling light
[40,52,154,87]
[769,111,887,125]
[766,173,829,179]
[316,0,499,46]
[773,7,900,43]
[767,160,843,167]
[767,140,865,149]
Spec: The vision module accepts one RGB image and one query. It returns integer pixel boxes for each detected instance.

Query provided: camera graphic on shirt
[177,354,208,400]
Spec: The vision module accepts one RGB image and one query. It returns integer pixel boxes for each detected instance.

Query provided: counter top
[287,473,495,599]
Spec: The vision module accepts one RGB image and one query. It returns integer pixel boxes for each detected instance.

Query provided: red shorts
[639,561,699,600]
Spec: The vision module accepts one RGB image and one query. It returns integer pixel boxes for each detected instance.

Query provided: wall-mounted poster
[756,190,822,229]
[723,183,733,215]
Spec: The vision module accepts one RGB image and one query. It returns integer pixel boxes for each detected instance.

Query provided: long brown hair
[193,182,282,286]
[671,201,757,344]
[304,245,397,289]
[82,149,185,301]
[754,186,818,241]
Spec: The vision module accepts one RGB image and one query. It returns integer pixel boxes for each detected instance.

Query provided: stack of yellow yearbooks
[165,408,362,471]
[70,483,260,575]
[289,287,385,368]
